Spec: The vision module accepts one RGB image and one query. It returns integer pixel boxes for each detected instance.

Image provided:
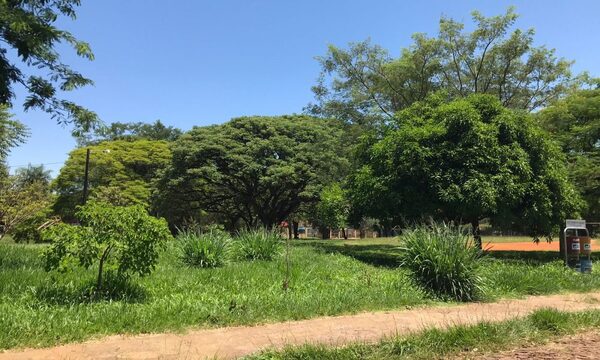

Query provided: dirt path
[470,331,600,359]
[2,292,600,360]
[487,239,599,252]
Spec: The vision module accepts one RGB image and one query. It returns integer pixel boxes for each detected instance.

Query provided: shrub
[233,229,282,261]
[177,229,231,268]
[400,222,483,301]
[43,202,172,294]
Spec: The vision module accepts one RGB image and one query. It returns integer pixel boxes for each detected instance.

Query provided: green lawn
[1,240,600,350]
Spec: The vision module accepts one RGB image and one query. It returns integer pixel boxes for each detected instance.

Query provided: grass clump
[178,229,232,268]
[234,229,282,261]
[400,223,483,301]
[250,308,600,359]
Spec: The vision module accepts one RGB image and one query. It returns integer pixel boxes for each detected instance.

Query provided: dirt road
[2,292,600,360]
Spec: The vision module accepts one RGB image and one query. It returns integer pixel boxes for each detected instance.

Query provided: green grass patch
[2,239,600,350]
[250,308,600,359]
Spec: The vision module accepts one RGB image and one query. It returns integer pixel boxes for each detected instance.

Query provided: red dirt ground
[486,240,599,252]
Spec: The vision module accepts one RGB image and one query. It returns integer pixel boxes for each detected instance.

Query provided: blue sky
[6,0,600,175]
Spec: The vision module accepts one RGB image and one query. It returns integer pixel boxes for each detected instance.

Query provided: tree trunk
[359,228,365,239]
[95,245,113,296]
[293,221,299,239]
[559,226,566,265]
[287,220,293,240]
[342,228,347,239]
[320,226,330,239]
[471,219,482,250]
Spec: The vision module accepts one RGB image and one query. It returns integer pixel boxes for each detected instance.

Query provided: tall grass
[400,223,483,301]
[177,229,232,268]
[234,229,283,261]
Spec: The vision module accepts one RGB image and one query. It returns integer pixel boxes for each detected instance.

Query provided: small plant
[42,202,172,296]
[178,229,232,268]
[400,222,483,301]
[233,229,282,261]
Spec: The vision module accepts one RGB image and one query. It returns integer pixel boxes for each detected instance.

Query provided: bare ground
[464,331,600,359]
[2,292,600,360]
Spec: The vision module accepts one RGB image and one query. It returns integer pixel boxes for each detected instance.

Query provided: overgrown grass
[2,239,600,351]
[250,308,600,359]
[234,229,283,261]
[177,229,232,268]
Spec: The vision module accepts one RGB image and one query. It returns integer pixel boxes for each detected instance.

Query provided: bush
[178,229,231,268]
[400,222,483,301]
[43,202,172,294]
[233,229,282,261]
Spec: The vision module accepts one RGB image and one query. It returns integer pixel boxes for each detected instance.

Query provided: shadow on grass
[486,250,600,264]
[35,273,147,305]
[303,242,404,268]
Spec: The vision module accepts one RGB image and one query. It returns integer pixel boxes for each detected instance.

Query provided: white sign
[566,219,586,228]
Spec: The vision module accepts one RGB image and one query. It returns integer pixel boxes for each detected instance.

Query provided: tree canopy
[0,105,27,159]
[538,88,600,220]
[0,0,97,131]
[309,8,575,127]
[52,139,171,218]
[76,120,182,146]
[156,115,349,230]
[348,94,582,244]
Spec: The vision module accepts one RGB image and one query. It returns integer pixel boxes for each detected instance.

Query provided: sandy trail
[486,239,599,252]
[2,292,600,360]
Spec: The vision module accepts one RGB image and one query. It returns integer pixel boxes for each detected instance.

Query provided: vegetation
[233,229,283,261]
[52,139,171,218]
[156,115,349,229]
[400,223,483,301]
[43,202,172,294]
[0,0,98,131]
[310,8,575,127]
[538,88,600,220]
[76,120,183,146]
[348,94,582,245]
[2,239,600,350]
[0,105,28,158]
[178,229,232,268]
[251,309,600,359]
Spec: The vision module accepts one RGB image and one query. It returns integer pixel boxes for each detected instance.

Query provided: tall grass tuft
[400,222,483,301]
[233,229,282,261]
[177,229,232,268]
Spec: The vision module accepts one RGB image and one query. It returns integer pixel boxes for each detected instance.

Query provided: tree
[310,8,574,127]
[76,120,182,145]
[313,183,349,239]
[348,94,582,247]
[14,164,52,187]
[157,115,349,230]
[0,176,51,240]
[52,139,171,219]
[0,0,98,131]
[43,202,171,293]
[538,88,600,220]
[0,105,28,159]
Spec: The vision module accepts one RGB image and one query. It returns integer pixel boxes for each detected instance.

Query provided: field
[2,237,600,351]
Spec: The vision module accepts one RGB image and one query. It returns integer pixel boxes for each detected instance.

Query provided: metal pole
[82,148,90,204]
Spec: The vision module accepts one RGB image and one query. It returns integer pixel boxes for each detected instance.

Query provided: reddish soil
[2,292,600,360]
[486,240,599,252]
[469,331,600,359]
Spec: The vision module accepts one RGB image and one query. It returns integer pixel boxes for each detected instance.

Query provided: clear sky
[6,0,600,175]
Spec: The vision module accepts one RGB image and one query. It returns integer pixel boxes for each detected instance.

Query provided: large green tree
[348,94,582,246]
[310,8,574,127]
[52,140,171,218]
[157,115,348,230]
[0,0,97,131]
[0,104,27,159]
[76,120,182,146]
[538,88,600,220]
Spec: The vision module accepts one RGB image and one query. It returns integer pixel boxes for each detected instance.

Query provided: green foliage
[157,115,349,229]
[52,139,171,219]
[76,120,182,146]
[348,94,582,239]
[43,202,172,291]
[400,223,483,301]
[177,229,232,268]
[233,229,283,261]
[538,88,600,219]
[314,183,349,230]
[0,105,28,159]
[310,8,574,127]
[14,164,52,187]
[0,0,98,131]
